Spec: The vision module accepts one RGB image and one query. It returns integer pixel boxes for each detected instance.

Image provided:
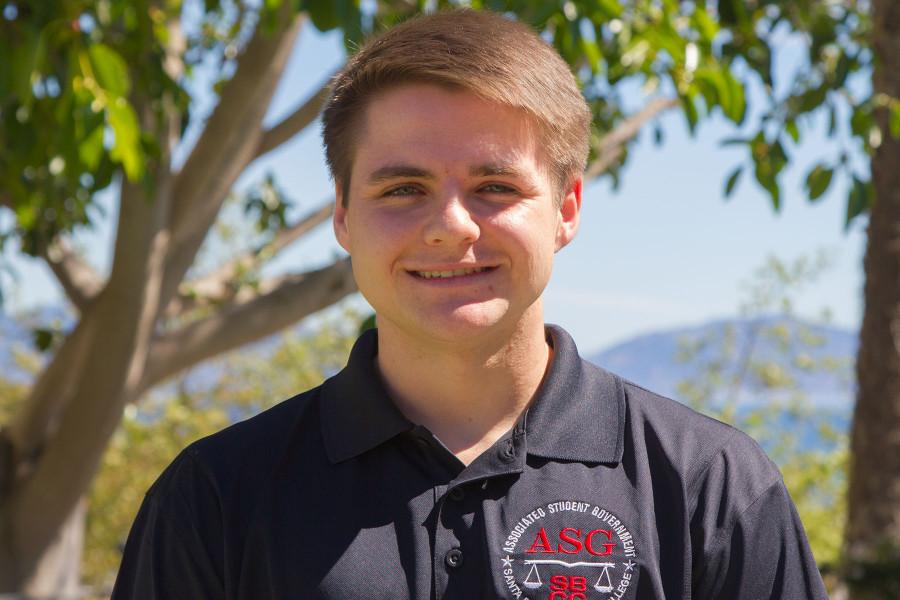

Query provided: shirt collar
[524,325,625,464]
[320,328,412,463]
[319,324,625,465]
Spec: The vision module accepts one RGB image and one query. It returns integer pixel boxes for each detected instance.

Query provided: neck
[376,304,551,465]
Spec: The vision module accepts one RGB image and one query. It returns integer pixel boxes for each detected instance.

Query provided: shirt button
[500,443,516,463]
[445,548,464,568]
[448,487,465,501]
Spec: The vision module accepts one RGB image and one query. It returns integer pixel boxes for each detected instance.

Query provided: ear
[333,182,351,253]
[555,177,582,252]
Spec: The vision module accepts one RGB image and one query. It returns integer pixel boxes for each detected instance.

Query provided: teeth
[416,267,486,279]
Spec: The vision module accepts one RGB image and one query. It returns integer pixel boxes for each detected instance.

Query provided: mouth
[409,266,497,280]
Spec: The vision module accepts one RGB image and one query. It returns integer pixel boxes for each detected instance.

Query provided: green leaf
[724,166,742,198]
[691,6,719,43]
[717,0,744,26]
[15,202,37,230]
[850,104,871,138]
[694,67,744,124]
[88,44,130,98]
[845,177,872,230]
[32,327,58,353]
[305,0,339,32]
[108,99,144,180]
[795,85,828,115]
[337,0,363,51]
[833,52,852,87]
[785,120,800,143]
[580,38,601,73]
[78,125,106,171]
[10,29,46,105]
[751,138,782,212]
[693,68,721,111]
[805,164,833,201]
[680,94,699,135]
[724,70,746,124]
[595,0,623,18]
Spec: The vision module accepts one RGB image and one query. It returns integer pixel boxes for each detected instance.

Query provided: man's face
[334,83,581,346]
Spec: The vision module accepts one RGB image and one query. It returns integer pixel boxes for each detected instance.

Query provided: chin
[414,302,516,340]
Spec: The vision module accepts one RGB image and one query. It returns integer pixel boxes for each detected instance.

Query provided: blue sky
[2,22,868,355]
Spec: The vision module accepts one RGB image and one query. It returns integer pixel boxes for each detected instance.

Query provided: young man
[113,9,829,599]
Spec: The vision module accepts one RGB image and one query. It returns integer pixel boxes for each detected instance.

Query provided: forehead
[352,83,546,176]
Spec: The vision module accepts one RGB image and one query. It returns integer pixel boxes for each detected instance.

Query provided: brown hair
[321,9,591,205]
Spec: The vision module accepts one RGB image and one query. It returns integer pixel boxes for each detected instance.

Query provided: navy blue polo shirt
[112,325,828,599]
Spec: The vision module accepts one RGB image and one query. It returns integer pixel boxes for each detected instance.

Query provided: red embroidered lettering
[585,529,615,556]
[527,528,555,554]
[548,576,588,599]
[549,575,568,591]
[570,576,587,592]
[557,528,583,554]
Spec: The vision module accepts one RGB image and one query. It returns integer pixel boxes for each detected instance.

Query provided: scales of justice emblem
[497,501,637,599]
[522,560,616,593]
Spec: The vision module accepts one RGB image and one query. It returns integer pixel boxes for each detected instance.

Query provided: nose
[422,193,480,246]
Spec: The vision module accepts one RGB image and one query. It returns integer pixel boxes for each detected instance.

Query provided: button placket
[433,490,461,597]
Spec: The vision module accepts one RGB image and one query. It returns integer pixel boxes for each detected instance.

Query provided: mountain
[588,315,857,411]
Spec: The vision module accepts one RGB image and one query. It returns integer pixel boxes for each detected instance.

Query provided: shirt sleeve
[690,433,830,599]
[111,449,226,600]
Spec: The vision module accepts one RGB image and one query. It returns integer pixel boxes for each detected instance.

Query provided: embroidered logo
[497,500,637,600]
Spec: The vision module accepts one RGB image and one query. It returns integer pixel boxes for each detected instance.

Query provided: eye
[382,184,424,198]
[479,183,518,195]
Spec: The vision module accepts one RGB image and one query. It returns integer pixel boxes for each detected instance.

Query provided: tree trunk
[0,499,85,597]
[20,499,86,598]
[845,1,900,597]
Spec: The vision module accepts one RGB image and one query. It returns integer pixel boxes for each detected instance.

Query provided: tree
[1,0,896,596]
[0,0,681,594]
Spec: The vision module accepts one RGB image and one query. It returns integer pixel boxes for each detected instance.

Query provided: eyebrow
[365,163,535,185]
[469,164,526,178]
[366,165,436,185]
[471,163,540,190]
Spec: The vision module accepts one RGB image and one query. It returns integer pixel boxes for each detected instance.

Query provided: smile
[412,267,494,279]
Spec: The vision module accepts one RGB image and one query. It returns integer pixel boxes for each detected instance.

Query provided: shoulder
[171,384,325,497]
[602,369,781,500]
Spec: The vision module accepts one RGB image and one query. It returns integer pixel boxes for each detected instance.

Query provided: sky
[1,21,869,356]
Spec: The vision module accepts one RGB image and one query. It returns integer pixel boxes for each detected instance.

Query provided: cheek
[488,210,559,274]
[348,210,402,250]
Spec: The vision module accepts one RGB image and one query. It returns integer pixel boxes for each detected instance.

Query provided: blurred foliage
[1,0,888,266]
[81,307,359,590]
[676,251,849,573]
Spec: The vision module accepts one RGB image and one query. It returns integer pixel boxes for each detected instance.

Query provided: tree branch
[142,257,356,392]
[585,97,679,180]
[40,241,103,312]
[254,79,332,160]
[160,6,304,318]
[5,313,99,475]
[166,201,333,316]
